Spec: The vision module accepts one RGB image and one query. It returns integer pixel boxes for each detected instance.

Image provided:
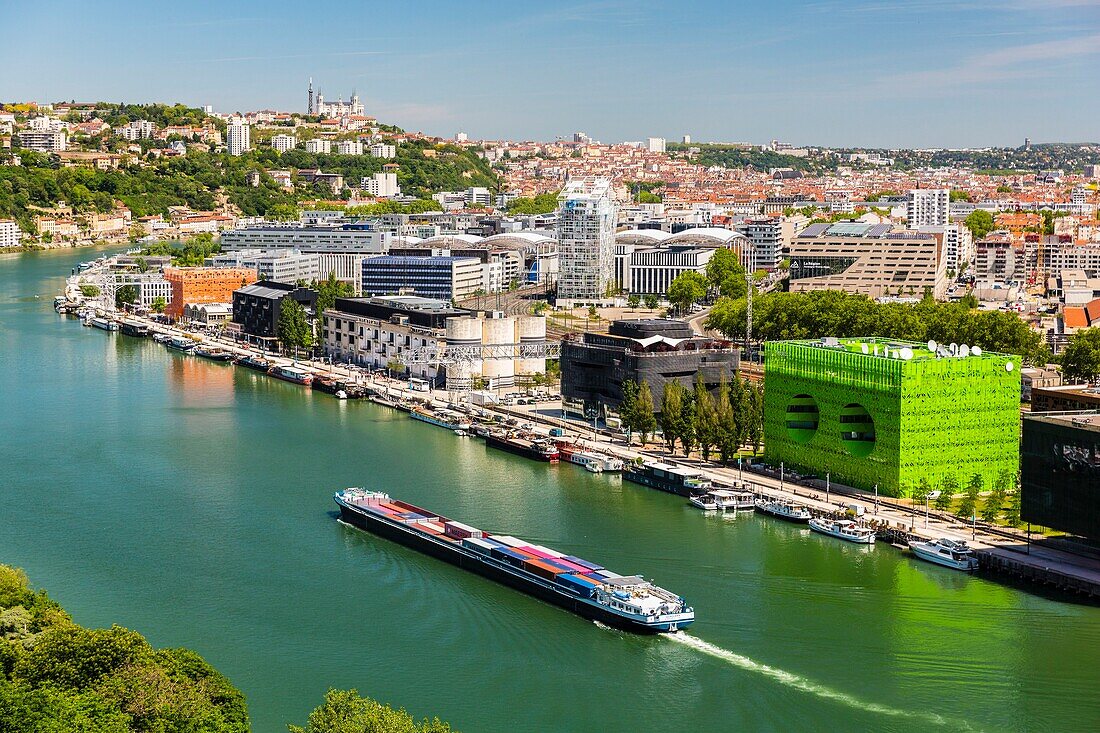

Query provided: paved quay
[81,302,1100,601]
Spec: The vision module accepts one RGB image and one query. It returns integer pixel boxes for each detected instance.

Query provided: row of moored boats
[687,487,979,570]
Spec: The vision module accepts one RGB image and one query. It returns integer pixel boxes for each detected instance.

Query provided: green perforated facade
[763,338,1021,497]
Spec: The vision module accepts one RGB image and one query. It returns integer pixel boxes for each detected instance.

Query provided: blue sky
[4,0,1098,147]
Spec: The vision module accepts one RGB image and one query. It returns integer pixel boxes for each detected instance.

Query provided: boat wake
[664,632,973,730]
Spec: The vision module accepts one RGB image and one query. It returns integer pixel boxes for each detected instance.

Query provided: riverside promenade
[78,301,1100,601]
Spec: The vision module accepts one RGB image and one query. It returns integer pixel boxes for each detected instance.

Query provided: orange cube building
[164,267,258,319]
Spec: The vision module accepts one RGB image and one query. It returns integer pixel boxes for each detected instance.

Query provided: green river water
[2,246,1099,732]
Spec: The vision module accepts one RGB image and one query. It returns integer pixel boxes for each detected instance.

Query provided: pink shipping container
[517,545,555,560]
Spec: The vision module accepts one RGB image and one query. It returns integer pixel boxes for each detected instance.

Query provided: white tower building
[556,177,616,302]
[906,189,950,228]
[227,119,250,156]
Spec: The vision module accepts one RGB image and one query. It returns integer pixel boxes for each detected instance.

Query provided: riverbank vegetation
[289,689,455,733]
[705,290,1051,364]
[0,564,248,732]
[0,564,460,732]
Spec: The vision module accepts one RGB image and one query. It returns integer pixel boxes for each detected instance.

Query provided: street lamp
[780,462,784,493]
[925,490,938,529]
[874,483,879,515]
[825,471,830,506]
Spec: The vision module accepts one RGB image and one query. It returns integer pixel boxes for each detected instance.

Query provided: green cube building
[763,338,1020,497]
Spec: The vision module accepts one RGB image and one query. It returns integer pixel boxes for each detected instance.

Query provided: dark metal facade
[1022,414,1100,541]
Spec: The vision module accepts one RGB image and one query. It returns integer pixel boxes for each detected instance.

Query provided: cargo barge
[334,489,694,633]
[165,336,197,352]
[234,355,271,372]
[269,365,313,386]
[194,346,234,362]
[556,442,624,473]
[119,321,150,338]
[484,431,560,462]
[87,316,119,332]
[624,461,711,496]
[410,407,472,432]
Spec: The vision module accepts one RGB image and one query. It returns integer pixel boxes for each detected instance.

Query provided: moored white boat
[755,499,812,523]
[689,493,719,511]
[908,538,979,571]
[710,489,756,511]
[809,517,876,544]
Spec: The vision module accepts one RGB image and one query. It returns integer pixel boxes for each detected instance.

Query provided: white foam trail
[665,633,972,730]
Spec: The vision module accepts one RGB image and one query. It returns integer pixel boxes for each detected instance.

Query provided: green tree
[127,223,147,242]
[151,296,167,313]
[981,483,1007,524]
[643,294,659,309]
[1004,490,1022,527]
[506,191,559,215]
[267,202,300,221]
[679,392,697,456]
[693,375,718,461]
[964,209,995,239]
[634,380,658,446]
[312,271,354,338]
[658,381,684,453]
[715,377,738,463]
[957,474,982,519]
[134,256,150,273]
[745,382,763,454]
[667,272,707,314]
[618,379,639,444]
[1060,328,1100,382]
[949,190,971,202]
[626,294,641,310]
[115,284,138,308]
[704,248,746,299]
[913,477,932,507]
[277,298,313,350]
[79,284,101,298]
[288,688,454,733]
[935,475,957,511]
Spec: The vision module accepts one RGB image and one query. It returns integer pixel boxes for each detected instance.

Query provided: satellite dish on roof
[900,347,914,360]
[972,346,982,356]
[861,343,869,354]
[1006,361,1014,372]
[927,339,937,352]
[949,342,958,355]
[959,344,970,357]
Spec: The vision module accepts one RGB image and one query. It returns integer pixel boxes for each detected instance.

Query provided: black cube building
[1021,412,1100,541]
[232,281,318,341]
[561,319,739,419]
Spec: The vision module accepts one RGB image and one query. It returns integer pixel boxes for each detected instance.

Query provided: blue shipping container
[563,555,603,572]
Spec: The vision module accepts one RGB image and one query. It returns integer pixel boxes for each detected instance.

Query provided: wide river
[2,246,1099,732]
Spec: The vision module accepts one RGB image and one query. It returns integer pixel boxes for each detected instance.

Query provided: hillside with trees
[667,143,833,174]
[0,104,499,234]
